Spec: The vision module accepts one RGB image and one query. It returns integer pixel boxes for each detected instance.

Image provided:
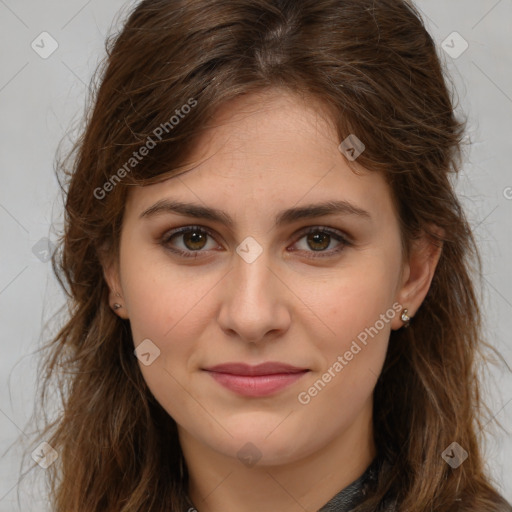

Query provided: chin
[203,425,315,467]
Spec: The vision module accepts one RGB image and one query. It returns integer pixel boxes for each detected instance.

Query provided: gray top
[182,455,396,512]
[317,456,395,512]
[181,454,512,511]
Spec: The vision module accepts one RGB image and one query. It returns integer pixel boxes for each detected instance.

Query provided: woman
[30,0,511,510]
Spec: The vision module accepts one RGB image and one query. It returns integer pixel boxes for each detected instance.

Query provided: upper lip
[204,362,309,376]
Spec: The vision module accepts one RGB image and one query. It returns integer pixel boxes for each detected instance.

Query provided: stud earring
[401,308,411,328]
[112,303,122,310]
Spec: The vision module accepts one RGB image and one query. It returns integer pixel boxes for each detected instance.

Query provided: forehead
[124,90,396,227]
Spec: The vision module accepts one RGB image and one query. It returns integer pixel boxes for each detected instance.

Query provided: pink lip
[203,362,309,397]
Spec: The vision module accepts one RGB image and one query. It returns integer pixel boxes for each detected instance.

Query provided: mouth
[202,362,310,397]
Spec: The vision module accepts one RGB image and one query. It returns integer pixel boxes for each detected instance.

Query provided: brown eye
[160,225,351,260]
[161,226,218,258]
[291,227,351,259]
[306,231,331,251]
[181,229,208,251]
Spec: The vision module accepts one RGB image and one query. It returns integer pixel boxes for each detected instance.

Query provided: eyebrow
[139,199,371,227]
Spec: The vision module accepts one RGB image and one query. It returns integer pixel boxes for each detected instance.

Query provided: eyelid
[299,225,353,244]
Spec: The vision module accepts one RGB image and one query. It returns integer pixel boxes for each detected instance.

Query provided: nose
[216,245,291,344]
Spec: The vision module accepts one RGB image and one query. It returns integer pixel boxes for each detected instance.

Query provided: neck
[180,406,376,512]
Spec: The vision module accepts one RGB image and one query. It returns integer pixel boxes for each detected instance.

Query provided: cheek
[120,240,215,345]
[294,255,399,402]
[299,257,399,347]
[120,251,220,423]
[121,257,216,429]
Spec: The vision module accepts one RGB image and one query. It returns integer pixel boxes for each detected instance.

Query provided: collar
[317,455,382,511]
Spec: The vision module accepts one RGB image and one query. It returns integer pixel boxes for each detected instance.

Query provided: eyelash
[159,225,352,260]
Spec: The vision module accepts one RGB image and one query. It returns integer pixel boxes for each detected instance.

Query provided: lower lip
[205,371,308,397]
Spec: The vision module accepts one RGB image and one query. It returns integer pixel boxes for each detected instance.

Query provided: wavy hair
[20,0,511,510]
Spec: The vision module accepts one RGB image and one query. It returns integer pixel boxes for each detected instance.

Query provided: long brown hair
[21,0,511,510]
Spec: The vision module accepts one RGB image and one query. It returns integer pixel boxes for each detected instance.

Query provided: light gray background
[0,1,511,510]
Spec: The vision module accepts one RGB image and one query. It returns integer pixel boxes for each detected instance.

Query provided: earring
[112,291,123,311]
[401,308,411,328]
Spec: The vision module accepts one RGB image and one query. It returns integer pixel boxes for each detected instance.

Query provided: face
[106,89,416,467]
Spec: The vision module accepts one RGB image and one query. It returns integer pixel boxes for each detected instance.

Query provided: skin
[103,89,442,512]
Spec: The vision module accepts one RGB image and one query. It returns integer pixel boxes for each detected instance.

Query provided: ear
[99,249,129,320]
[391,227,443,330]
